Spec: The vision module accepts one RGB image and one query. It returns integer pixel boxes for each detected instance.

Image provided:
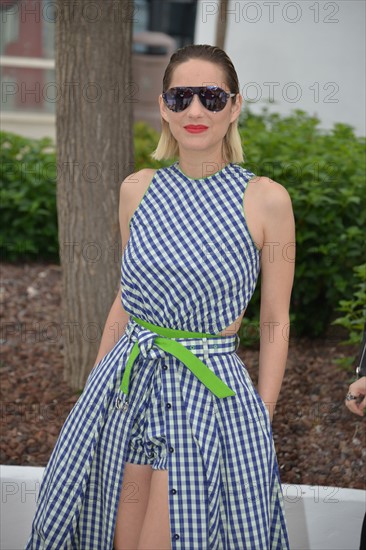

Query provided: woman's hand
[345,376,366,417]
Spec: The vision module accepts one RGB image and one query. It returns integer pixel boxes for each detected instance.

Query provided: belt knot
[131,325,166,360]
[120,316,236,399]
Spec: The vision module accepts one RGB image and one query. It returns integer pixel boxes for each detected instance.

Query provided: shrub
[331,264,366,370]
[238,108,366,337]
[1,132,58,260]
[0,125,167,261]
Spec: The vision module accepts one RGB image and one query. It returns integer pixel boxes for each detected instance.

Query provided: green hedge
[1,133,57,259]
[238,108,365,337]
[0,123,168,261]
[1,109,365,338]
[331,263,366,369]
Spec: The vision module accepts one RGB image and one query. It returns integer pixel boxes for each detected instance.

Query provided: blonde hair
[151,45,244,164]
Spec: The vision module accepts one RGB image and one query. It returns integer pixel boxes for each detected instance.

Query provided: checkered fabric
[26,163,290,549]
[121,162,262,335]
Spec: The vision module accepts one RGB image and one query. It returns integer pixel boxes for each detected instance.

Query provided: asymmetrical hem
[26,162,290,549]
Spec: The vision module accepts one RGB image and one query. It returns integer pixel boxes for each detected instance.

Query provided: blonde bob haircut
[151,44,244,164]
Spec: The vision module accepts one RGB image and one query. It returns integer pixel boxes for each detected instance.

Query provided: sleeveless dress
[26,162,290,549]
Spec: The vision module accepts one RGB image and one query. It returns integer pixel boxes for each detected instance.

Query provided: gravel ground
[1,262,365,491]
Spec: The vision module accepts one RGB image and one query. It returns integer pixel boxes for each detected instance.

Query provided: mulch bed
[1,263,365,490]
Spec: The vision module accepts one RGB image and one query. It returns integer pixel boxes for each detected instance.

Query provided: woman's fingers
[345,376,366,416]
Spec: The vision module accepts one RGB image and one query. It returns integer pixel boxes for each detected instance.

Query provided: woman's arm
[92,175,134,368]
[92,169,156,368]
[257,178,296,421]
[92,288,130,367]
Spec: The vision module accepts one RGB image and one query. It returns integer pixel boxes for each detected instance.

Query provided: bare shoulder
[252,176,293,214]
[120,168,157,197]
[119,168,156,219]
[119,168,158,247]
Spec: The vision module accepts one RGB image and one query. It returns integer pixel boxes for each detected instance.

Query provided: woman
[27,45,295,549]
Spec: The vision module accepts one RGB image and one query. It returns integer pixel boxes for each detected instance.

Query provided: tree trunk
[215,0,228,50]
[56,0,133,390]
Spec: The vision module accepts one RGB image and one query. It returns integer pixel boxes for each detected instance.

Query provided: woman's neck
[177,155,228,180]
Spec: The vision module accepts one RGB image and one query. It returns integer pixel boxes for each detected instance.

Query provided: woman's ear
[230,94,243,123]
[159,95,170,123]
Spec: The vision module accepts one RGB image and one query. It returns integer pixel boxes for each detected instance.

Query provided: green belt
[120,316,236,399]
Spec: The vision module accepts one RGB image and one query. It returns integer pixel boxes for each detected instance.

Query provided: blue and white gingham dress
[26,162,290,549]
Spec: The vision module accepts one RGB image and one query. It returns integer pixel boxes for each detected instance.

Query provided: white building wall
[195,0,365,135]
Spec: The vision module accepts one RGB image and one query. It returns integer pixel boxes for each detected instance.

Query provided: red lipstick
[184,125,208,134]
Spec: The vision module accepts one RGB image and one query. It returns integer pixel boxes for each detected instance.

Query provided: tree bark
[215,0,228,50]
[56,0,133,389]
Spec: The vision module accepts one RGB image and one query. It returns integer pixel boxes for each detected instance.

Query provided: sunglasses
[162,86,236,113]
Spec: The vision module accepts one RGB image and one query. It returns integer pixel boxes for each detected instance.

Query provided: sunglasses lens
[164,88,193,112]
[200,88,227,111]
[163,87,231,112]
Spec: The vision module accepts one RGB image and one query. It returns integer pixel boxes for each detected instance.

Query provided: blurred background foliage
[1,108,365,343]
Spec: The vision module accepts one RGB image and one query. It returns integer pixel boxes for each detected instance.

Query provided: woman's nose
[187,93,205,115]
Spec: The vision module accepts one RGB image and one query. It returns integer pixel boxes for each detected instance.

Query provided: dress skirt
[26,317,289,549]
